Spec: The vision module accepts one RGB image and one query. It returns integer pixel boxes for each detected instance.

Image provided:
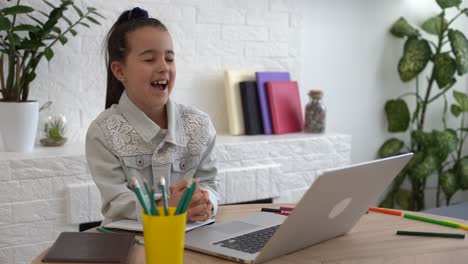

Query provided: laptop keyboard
[213,225,280,254]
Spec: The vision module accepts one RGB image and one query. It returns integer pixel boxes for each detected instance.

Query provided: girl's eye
[144,58,155,62]
[166,58,174,62]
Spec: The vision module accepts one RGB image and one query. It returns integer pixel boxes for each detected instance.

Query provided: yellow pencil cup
[143,207,187,264]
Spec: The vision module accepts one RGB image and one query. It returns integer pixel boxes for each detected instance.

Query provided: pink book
[265,81,303,134]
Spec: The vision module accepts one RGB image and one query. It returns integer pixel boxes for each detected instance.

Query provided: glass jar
[38,102,68,147]
[304,90,326,133]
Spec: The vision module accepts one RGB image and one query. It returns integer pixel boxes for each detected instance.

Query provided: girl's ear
[111,61,126,82]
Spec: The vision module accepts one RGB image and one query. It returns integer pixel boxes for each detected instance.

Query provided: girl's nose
[156,58,169,73]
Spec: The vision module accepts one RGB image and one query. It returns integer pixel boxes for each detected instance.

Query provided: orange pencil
[369,207,402,216]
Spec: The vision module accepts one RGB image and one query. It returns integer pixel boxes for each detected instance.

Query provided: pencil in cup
[175,179,198,215]
[159,176,170,216]
[129,177,151,216]
[142,178,159,216]
[143,207,187,264]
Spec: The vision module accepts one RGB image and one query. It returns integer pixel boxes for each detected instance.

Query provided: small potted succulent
[40,114,67,146]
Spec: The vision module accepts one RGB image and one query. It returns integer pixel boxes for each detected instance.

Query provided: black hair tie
[128,7,149,20]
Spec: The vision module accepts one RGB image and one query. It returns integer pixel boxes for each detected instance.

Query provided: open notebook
[104,218,215,233]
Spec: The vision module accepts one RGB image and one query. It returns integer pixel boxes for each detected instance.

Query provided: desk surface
[33,204,468,264]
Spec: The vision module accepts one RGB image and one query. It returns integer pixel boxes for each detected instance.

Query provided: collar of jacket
[117,91,187,147]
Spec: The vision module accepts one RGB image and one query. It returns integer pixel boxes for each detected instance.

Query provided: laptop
[185,153,413,263]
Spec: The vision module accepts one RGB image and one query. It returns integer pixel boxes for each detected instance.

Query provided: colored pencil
[443,220,468,231]
[159,176,169,216]
[403,213,460,228]
[175,180,193,215]
[396,230,465,239]
[369,207,402,216]
[181,180,197,213]
[143,178,158,216]
[261,208,282,213]
[130,177,151,216]
[279,206,294,212]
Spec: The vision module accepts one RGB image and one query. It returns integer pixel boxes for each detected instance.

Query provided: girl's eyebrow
[138,49,175,56]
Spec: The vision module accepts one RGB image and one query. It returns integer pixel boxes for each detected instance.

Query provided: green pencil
[143,178,159,216]
[181,180,197,213]
[396,230,465,239]
[403,213,460,228]
[175,180,193,215]
[130,177,151,216]
[97,227,144,245]
[159,176,169,216]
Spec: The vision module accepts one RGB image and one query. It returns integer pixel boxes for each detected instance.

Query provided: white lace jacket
[86,92,218,225]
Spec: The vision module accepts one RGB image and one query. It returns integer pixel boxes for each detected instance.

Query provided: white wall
[300,0,468,163]
[1,0,303,147]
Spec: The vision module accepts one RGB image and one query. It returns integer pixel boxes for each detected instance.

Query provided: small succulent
[41,115,67,146]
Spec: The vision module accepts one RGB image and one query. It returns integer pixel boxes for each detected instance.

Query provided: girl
[86,7,218,225]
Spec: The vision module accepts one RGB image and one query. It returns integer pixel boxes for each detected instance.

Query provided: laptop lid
[185,153,413,263]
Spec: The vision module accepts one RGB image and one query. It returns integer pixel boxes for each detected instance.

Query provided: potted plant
[0,0,104,152]
[378,0,468,210]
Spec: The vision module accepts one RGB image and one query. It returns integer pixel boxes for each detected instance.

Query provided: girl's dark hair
[105,7,168,109]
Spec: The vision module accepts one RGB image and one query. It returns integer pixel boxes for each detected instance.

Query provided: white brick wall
[0,133,351,263]
[1,0,304,145]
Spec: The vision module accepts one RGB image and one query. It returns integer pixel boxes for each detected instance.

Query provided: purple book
[255,72,291,134]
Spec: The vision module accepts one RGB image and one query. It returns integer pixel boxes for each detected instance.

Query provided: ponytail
[104,7,168,109]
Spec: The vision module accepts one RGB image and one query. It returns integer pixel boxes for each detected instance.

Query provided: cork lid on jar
[308,90,323,99]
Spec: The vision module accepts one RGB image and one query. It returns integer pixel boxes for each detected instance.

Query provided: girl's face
[112,26,176,113]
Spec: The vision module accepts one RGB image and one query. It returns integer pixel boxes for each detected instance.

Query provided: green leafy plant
[43,115,66,141]
[0,0,104,102]
[378,0,468,211]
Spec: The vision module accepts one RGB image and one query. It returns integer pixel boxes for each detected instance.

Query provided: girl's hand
[187,189,212,222]
[167,179,212,221]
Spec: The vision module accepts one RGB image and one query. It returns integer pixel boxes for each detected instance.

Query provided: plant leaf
[440,170,458,198]
[451,104,462,117]
[62,16,72,26]
[421,14,446,36]
[72,4,84,17]
[1,5,35,16]
[58,35,68,45]
[436,0,462,9]
[79,22,90,28]
[448,29,468,75]
[86,16,101,25]
[456,157,468,189]
[44,47,54,61]
[395,189,413,210]
[69,29,77,36]
[13,24,39,32]
[378,138,405,158]
[409,154,438,181]
[42,0,56,9]
[390,17,420,38]
[27,14,44,26]
[453,90,468,111]
[0,17,11,31]
[431,129,458,164]
[434,53,457,88]
[385,99,410,132]
[398,37,432,82]
[411,130,433,150]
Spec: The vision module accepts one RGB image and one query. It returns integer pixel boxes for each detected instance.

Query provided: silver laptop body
[185,153,413,263]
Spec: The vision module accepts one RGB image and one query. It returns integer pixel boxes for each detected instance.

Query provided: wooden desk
[33,204,468,264]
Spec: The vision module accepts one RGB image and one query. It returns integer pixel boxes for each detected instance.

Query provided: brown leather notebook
[42,232,134,263]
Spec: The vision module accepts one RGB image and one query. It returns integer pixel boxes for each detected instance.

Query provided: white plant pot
[0,101,39,152]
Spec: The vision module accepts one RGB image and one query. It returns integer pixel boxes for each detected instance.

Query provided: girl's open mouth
[151,80,168,90]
